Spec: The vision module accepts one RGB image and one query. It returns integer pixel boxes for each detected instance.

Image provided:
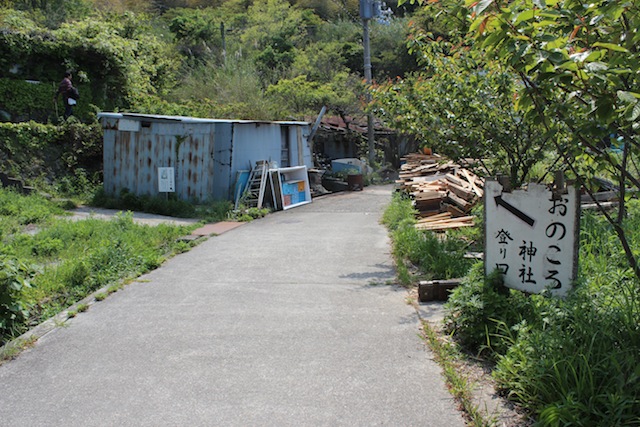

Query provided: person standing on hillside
[54,71,76,119]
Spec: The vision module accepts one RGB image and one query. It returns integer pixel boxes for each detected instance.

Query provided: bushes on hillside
[0,13,180,115]
[0,120,102,182]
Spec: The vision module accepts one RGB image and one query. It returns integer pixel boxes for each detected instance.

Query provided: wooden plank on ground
[415,221,475,231]
[446,180,476,201]
[461,169,484,197]
[445,204,467,217]
[416,212,451,223]
[445,191,473,212]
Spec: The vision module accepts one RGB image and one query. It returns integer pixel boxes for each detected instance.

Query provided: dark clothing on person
[56,76,74,118]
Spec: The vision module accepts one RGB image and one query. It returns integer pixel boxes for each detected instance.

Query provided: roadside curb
[1,220,246,364]
[1,284,111,364]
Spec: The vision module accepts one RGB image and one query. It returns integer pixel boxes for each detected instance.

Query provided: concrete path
[0,186,465,426]
[65,206,201,227]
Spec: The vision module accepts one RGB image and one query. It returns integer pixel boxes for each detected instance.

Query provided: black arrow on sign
[494,195,536,227]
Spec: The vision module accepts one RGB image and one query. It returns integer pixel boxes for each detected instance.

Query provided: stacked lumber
[415,213,475,231]
[396,153,484,231]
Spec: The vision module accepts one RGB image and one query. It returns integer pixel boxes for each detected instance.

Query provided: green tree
[168,57,275,120]
[167,8,222,61]
[266,72,359,118]
[370,17,419,79]
[372,5,551,186]
[241,0,308,82]
[459,0,640,280]
[4,0,92,28]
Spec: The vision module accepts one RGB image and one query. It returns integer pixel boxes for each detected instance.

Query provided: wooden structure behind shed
[312,115,418,168]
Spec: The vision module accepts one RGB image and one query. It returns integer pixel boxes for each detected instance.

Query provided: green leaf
[558,61,578,71]
[631,103,640,122]
[474,0,495,15]
[514,10,535,25]
[545,37,567,49]
[617,91,637,104]
[591,42,628,52]
[546,50,568,65]
[538,11,561,19]
[609,68,633,75]
[533,20,562,28]
[585,62,608,73]
[585,50,605,62]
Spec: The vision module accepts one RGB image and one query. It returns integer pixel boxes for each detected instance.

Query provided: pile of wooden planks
[396,153,484,231]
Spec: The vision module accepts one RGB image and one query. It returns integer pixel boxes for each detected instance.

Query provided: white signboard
[117,119,140,132]
[158,167,175,193]
[484,181,579,297]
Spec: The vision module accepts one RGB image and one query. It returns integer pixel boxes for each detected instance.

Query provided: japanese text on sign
[484,181,579,297]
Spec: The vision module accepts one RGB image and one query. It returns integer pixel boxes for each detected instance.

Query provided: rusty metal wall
[101,114,312,202]
[102,117,217,201]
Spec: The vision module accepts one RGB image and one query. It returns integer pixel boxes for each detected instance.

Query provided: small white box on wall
[158,167,175,193]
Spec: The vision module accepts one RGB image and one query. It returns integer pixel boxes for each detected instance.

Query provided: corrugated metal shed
[99,113,312,201]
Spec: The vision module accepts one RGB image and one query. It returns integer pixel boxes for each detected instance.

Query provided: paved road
[0,186,465,426]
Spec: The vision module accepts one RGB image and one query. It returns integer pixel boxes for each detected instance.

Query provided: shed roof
[98,112,309,126]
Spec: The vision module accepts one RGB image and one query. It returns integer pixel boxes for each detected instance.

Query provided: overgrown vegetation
[420,319,487,426]
[0,0,422,189]
[0,119,102,184]
[382,192,475,285]
[385,0,640,285]
[0,0,419,123]
[385,191,640,424]
[0,187,199,345]
[90,187,268,222]
[377,1,640,424]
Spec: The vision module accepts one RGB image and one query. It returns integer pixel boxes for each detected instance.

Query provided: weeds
[386,188,640,425]
[0,256,34,339]
[383,193,474,286]
[444,207,640,425]
[0,188,199,345]
[91,187,235,223]
[0,336,37,365]
[91,187,197,218]
[230,205,271,222]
